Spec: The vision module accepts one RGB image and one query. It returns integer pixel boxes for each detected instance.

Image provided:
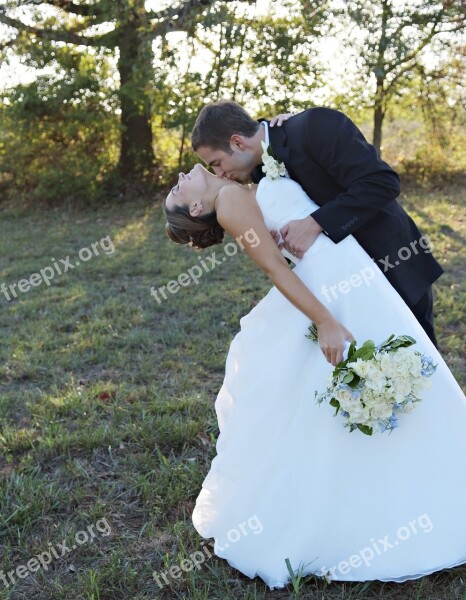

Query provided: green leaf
[305,322,319,343]
[357,424,373,436]
[329,398,340,415]
[347,340,375,362]
[378,334,395,348]
[378,334,416,352]
[347,371,361,387]
[343,372,354,383]
[347,340,357,359]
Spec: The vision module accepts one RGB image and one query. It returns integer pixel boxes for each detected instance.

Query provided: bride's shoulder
[215,182,270,240]
[217,182,253,201]
[216,183,259,216]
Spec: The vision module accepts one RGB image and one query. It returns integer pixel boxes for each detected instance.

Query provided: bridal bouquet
[306,326,437,435]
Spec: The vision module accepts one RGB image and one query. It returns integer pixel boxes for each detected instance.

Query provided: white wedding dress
[191,176,466,589]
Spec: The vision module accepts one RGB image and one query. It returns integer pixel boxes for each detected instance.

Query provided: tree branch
[0,35,19,51]
[147,0,254,37]
[146,0,215,23]
[41,0,107,18]
[381,11,451,75]
[384,59,417,95]
[0,10,108,47]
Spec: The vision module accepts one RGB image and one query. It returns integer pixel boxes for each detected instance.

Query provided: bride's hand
[315,316,355,366]
[270,229,281,245]
[269,113,294,127]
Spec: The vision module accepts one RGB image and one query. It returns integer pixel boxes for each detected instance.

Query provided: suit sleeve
[306,108,401,243]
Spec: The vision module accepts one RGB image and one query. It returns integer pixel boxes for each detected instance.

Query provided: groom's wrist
[309,212,329,237]
[308,214,326,235]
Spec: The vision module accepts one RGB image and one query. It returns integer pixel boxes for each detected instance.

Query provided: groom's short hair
[192,100,259,153]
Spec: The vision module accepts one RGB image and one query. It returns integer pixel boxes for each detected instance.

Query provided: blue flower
[335,382,351,391]
[420,355,436,377]
[388,414,399,428]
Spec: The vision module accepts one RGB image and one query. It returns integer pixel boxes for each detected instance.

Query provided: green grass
[0,179,464,600]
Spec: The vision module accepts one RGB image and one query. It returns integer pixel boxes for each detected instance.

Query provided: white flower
[389,376,412,400]
[408,353,423,376]
[260,141,286,180]
[402,401,417,413]
[389,348,423,378]
[370,402,394,421]
[335,387,353,405]
[411,376,432,395]
[346,403,367,423]
[360,385,390,407]
[365,366,388,392]
[378,352,398,378]
[350,358,371,378]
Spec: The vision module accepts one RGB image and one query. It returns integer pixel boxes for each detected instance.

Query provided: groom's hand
[269,113,294,127]
[280,216,323,259]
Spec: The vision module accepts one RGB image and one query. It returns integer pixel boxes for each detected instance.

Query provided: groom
[191,100,444,347]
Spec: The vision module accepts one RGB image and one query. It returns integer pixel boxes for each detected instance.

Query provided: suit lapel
[251,119,290,182]
[268,125,290,163]
[258,118,289,163]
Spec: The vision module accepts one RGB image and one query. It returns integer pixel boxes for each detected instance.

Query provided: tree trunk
[117,2,155,180]
[373,76,385,156]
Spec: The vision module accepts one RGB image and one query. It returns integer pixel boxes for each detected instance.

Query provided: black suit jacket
[251,107,443,307]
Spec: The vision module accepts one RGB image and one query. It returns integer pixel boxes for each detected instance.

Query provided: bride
[163,163,466,589]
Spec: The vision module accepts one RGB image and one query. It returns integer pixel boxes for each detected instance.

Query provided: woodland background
[0,0,465,204]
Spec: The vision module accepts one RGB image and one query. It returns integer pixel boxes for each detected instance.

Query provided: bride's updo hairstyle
[163,196,225,250]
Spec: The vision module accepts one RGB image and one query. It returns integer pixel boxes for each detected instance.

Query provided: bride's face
[165,163,216,215]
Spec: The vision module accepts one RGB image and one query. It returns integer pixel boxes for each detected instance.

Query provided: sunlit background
[0,0,464,199]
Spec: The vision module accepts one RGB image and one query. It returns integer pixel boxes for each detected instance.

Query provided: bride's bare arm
[216,186,354,365]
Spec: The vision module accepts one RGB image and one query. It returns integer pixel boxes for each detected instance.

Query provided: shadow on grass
[0,184,464,599]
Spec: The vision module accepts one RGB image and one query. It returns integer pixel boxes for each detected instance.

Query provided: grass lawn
[0,178,464,600]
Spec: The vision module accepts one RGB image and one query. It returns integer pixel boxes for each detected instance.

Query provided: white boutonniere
[260,141,286,180]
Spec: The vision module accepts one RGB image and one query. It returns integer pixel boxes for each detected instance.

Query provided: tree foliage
[0,44,119,204]
[0,0,255,183]
[0,0,464,205]
[334,0,466,154]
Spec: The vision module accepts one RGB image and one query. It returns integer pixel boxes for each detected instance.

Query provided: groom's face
[197,139,257,183]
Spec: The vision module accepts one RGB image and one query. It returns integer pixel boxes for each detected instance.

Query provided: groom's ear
[230,134,246,151]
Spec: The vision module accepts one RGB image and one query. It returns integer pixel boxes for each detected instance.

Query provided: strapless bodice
[255,177,330,263]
